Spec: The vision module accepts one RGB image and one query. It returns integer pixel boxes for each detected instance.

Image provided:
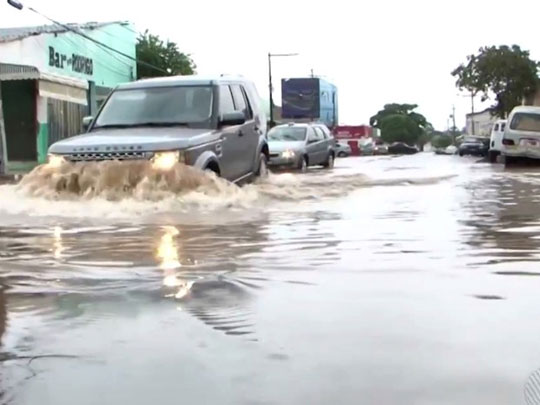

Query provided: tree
[452,45,539,118]
[431,134,452,149]
[136,31,196,79]
[369,103,430,146]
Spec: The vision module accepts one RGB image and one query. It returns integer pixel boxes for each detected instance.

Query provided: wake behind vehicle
[458,136,489,157]
[267,123,336,172]
[488,119,507,163]
[387,142,418,155]
[501,106,540,165]
[47,75,269,183]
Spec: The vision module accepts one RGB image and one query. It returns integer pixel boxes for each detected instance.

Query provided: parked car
[501,106,540,165]
[387,142,419,155]
[374,144,389,155]
[267,123,335,172]
[335,142,352,157]
[360,142,374,155]
[458,136,489,157]
[47,75,269,183]
[488,119,507,163]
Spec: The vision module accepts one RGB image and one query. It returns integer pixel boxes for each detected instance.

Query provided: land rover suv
[47,75,269,183]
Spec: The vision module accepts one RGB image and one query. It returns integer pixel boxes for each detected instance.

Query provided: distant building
[466,108,497,137]
[0,22,137,174]
[333,125,373,156]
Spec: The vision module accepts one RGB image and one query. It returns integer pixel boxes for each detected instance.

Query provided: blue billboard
[281,77,338,128]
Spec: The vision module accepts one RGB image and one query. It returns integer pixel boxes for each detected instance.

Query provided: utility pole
[470,92,475,136]
[452,104,457,145]
[267,52,299,128]
[268,53,274,127]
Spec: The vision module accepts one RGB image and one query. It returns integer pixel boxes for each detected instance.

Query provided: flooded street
[2,154,540,404]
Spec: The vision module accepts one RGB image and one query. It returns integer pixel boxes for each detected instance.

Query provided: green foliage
[136,31,196,79]
[369,104,430,145]
[432,135,453,149]
[452,45,539,118]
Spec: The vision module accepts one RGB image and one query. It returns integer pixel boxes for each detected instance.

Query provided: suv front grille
[67,151,152,162]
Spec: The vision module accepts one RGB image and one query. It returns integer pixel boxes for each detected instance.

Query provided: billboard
[281,78,320,119]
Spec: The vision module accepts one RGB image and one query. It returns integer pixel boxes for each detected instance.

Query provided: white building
[465,108,497,137]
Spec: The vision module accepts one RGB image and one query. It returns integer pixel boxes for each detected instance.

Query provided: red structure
[333,125,373,155]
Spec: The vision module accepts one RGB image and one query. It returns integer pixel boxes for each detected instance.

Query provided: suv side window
[219,85,235,116]
[501,123,506,131]
[230,85,253,120]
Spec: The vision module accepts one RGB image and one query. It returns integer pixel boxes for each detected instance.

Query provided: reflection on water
[2,155,540,404]
[157,226,194,299]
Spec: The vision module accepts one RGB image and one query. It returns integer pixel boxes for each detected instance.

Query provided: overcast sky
[1,0,539,129]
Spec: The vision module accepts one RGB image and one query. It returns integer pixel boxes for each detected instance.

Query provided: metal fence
[47,99,88,147]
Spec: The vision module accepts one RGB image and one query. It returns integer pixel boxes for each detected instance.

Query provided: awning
[0,63,88,105]
[39,73,88,105]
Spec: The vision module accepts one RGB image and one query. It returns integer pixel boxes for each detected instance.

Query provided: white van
[488,119,506,163]
[501,106,540,165]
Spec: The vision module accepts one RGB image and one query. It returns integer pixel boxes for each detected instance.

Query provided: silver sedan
[267,123,336,172]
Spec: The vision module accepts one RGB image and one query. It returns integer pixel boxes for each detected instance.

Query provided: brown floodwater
[1,154,540,404]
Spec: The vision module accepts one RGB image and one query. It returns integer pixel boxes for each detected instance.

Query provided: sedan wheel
[324,154,334,169]
[299,157,308,173]
[338,152,347,157]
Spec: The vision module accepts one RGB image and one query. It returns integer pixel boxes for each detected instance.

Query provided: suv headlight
[281,149,296,159]
[152,151,185,171]
[47,154,66,168]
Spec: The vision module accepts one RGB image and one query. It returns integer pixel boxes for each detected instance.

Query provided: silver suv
[47,75,269,183]
[267,123,336,172]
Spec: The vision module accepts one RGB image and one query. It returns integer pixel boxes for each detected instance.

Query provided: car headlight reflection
[47,154,66,168]
[281,149,296,159]
[152,151,185,171]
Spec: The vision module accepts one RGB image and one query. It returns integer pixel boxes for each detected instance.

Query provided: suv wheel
[256,153,268,178]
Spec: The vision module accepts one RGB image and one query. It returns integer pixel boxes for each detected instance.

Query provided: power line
[22,5,169,76]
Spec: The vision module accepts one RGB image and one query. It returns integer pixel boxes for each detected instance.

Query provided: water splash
[18,161,235,201]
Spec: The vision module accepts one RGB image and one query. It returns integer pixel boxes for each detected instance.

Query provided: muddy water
[1,154,540,404]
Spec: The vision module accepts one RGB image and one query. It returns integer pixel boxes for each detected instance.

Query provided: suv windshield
[94,86,214,129]
[510,113,540,133]
[268,127,307,141]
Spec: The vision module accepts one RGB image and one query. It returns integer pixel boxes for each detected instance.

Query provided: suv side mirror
[220,111,245,126]
[82,116,94,131]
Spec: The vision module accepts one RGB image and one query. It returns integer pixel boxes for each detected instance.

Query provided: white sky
[1,0,539,129]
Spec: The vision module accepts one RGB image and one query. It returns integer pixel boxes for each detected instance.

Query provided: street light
[268,52,299,127]
[7,0,24,10]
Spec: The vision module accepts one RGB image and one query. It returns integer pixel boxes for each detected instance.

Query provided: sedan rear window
[510,113,540,133]
[268,127,307,141]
